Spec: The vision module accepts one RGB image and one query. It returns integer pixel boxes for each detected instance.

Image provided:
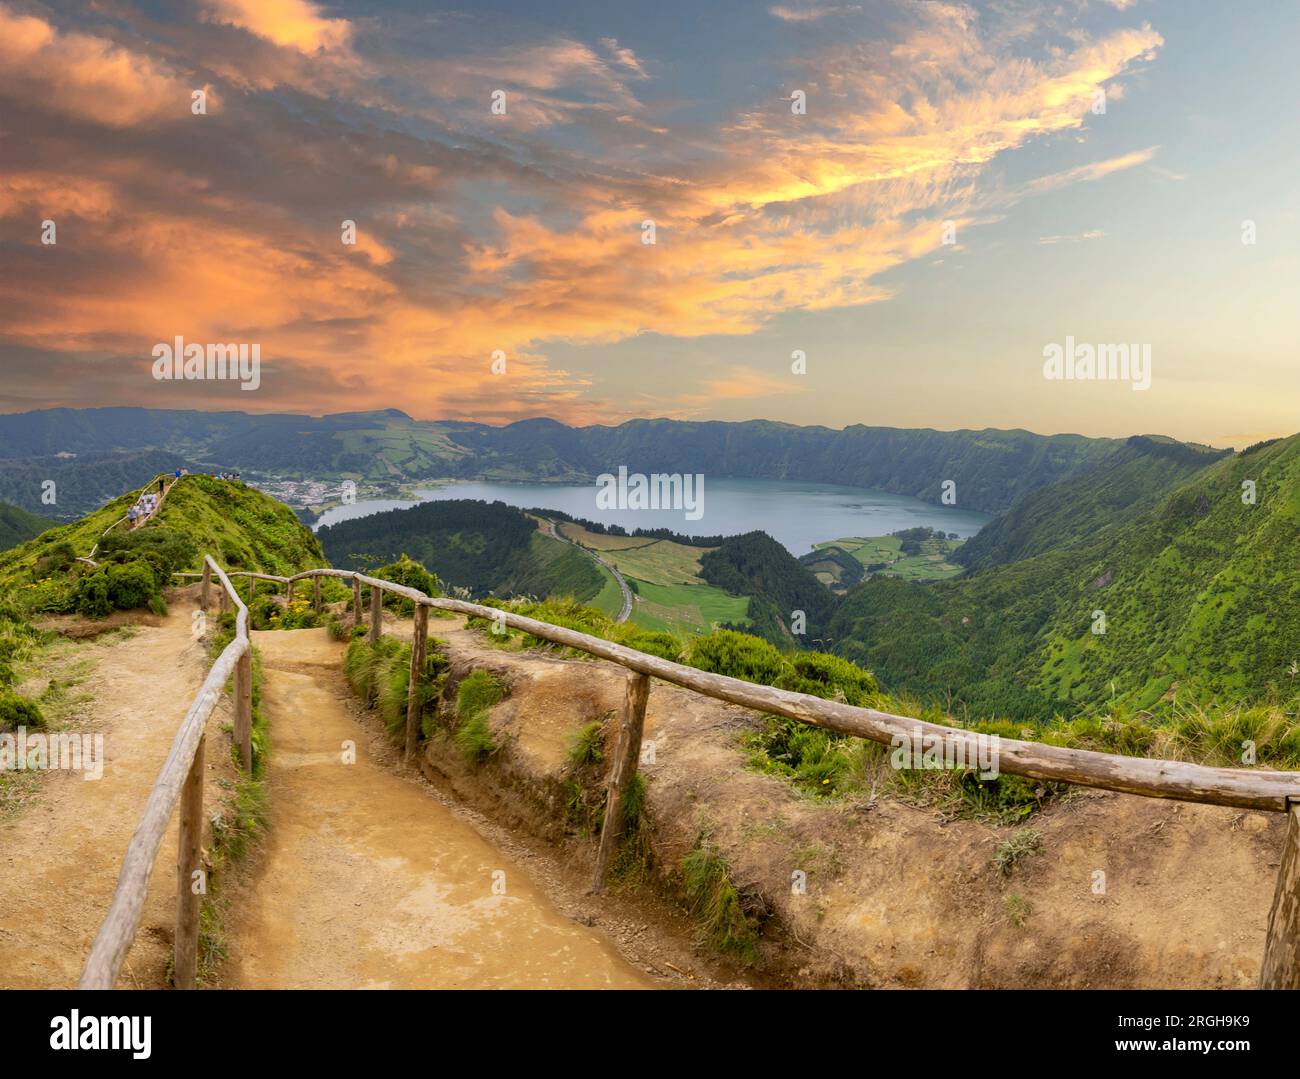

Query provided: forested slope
[830,434,1300,718]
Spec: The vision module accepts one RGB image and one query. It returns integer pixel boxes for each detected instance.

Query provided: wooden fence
[82,561,1300,990]
[79,556,251,990]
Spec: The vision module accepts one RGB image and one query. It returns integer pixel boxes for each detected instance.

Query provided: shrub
[685,630,787,685]
[0,692,45,732]
[743,716,851,797]
[105,561,157,610]
[778,651,878,706]
[374,557,439,614]
[34,543,76,577]
[993,828,1043,876]
[74,571,111,618]
[611,627,681,661]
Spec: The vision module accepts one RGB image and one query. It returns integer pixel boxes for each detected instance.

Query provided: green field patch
[627,578,750,637]
[817,534,965,582]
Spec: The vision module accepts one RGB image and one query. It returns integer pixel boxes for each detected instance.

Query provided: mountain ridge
[0,406,1204,516]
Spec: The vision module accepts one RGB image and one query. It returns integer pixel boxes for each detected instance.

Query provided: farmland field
[816,534,966,581]
[557,521,750,635]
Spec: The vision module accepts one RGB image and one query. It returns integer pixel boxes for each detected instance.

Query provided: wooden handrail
[178,566,1300,813]
[80,556,251,990]
[156,560,1300,988]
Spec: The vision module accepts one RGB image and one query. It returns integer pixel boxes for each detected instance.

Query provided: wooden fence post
[369,584,383,643]
[200,562,210,611]
[233,648,253,772]
[287,579,295,605]
[405,605,428,761]
[591,671,651,893]
[313,575,322,614]
[352,576,363,629]
[1261,799,1300,988]
[174,733,205,990]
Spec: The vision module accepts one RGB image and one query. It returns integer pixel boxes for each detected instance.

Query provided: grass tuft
[680,841,759,964]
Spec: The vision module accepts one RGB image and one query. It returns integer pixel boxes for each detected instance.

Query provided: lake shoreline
[303,476,990,556]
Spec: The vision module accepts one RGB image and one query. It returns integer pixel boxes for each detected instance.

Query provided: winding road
[544,519,632,623]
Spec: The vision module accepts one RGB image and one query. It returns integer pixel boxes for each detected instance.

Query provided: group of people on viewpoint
[124,467,242,529]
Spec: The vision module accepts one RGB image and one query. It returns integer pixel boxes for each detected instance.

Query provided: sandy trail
[0,599,210,988]
[223,627,652,989]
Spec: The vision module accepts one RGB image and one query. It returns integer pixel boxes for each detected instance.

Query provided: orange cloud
[201,0,351,54]
[0,4,188,127]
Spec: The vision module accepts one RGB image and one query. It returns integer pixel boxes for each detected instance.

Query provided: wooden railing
[83,561,1300,990]
[79,556,251,990]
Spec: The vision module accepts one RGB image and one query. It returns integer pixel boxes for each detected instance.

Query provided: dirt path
[0,599,211,988]
[222,627,653,989]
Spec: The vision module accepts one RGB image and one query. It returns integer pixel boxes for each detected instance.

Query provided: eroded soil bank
[399,615,1285,989]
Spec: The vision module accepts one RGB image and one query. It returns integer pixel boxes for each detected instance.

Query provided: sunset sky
[1,0,1295,447]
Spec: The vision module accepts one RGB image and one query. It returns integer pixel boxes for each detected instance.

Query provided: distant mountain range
[0,406,1222,519]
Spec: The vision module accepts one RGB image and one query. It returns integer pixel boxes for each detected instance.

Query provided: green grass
[993,828,1043,876]
[454,670,506,762]
[566,720,605,769]
[195,630,272,985]
[627,579,751,637]
[587,567,626,619]
[818,534,966,581]
[454,714,496,760]
[556,523,749,634]
[1005,893,1032,927]
[680,842,760,964]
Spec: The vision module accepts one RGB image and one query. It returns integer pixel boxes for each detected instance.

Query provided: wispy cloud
[769,3,864,22]
[1038,230,1106,244]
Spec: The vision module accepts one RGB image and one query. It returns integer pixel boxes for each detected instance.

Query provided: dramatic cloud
[0,0,1166,421]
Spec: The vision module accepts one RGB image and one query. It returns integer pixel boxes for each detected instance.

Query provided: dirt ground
[0,591,229,988]
[219,627,656,989]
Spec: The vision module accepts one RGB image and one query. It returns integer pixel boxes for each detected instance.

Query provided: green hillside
[829,434,1300,719]
[955,435,1228,571]
[0,475,323,731]
[555,521,752,635]
[0,475,324,618]
[0,502,54,552]
[317,498,607,604]
[699,531,836,646]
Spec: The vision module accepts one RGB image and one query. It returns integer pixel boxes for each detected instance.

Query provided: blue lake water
[313,478,989,555]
